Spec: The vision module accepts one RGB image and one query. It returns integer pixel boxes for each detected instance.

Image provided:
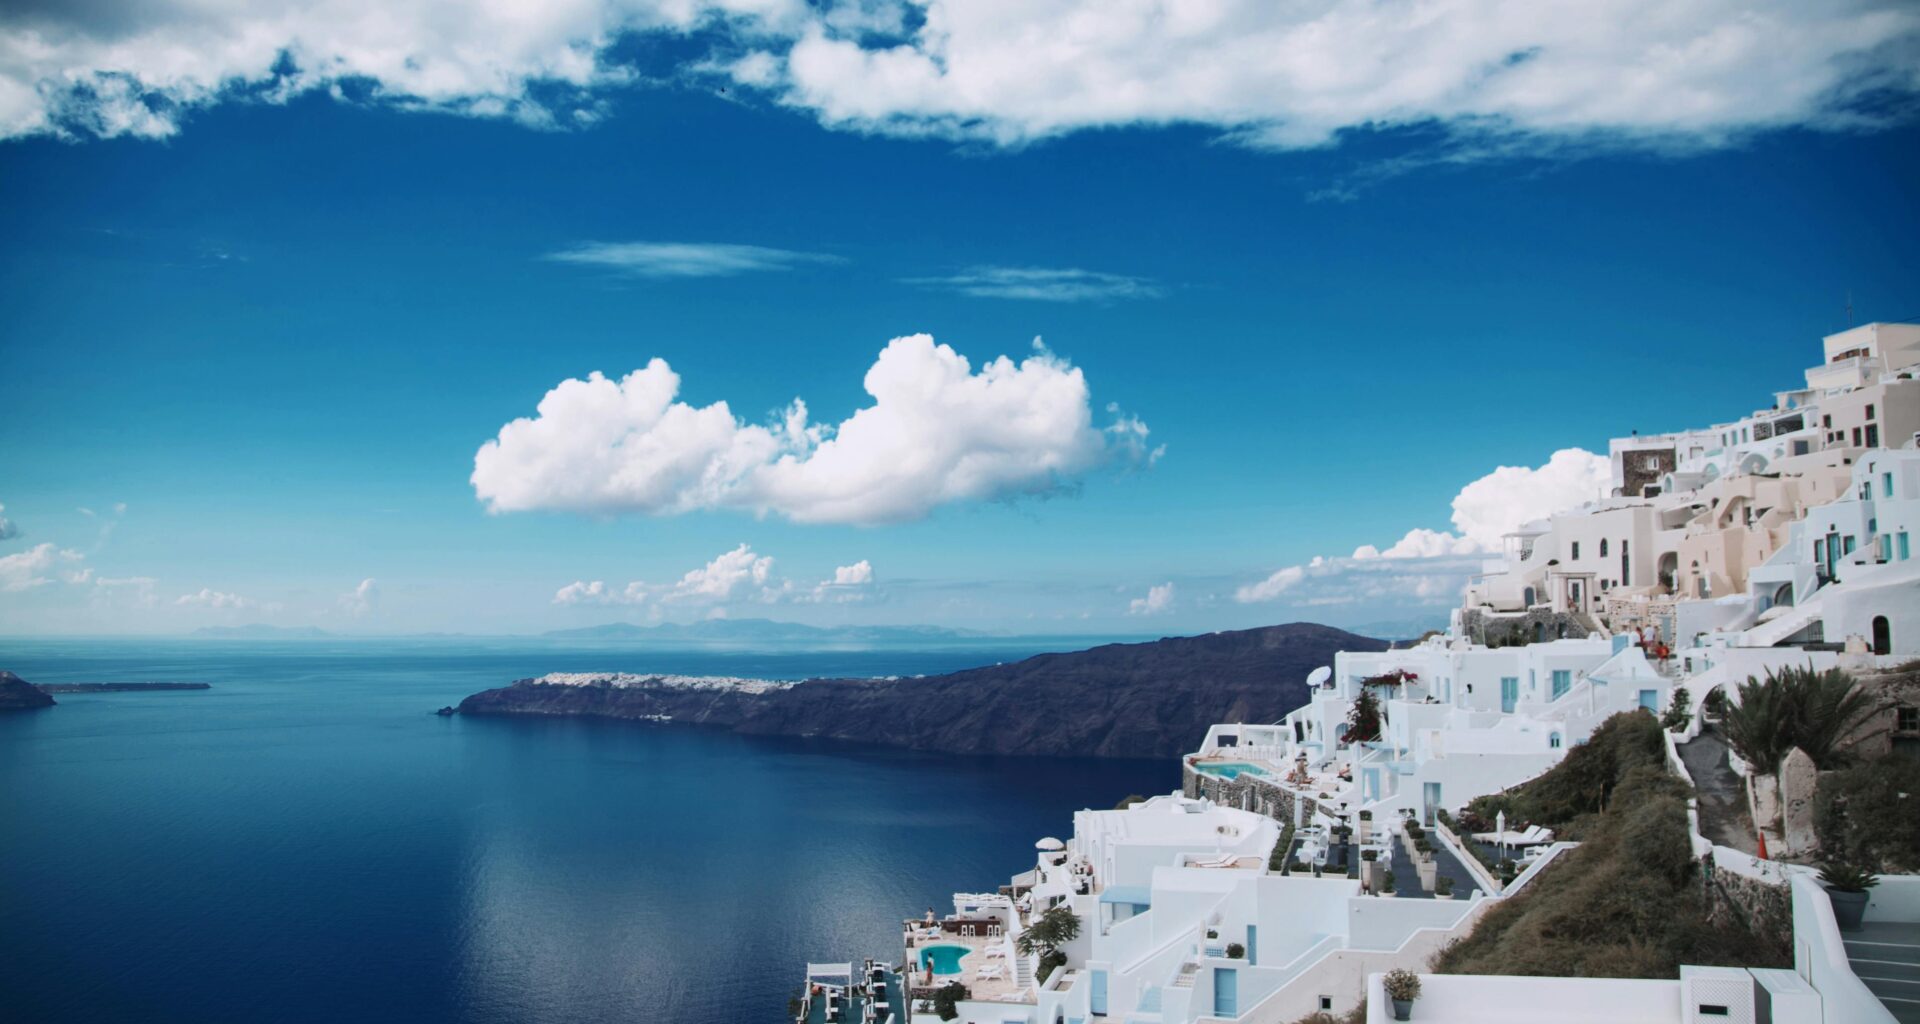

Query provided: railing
[1791,872,1898,1024]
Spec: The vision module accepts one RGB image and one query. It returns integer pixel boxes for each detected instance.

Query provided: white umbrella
[1035,837,1065,852]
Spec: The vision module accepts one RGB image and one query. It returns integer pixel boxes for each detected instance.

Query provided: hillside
[454,622,1384,759]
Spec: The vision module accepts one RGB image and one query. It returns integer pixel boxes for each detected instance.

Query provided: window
[1571,541,1581,559]
[1824,414,1833,428]
[1867,404,1876,420]
[1549,732,1562,749]
[1552,670,1571,699]
[1885,472,1895,499]
[1868,424,1880,447]
[1600,539,1609,557]
[1845,536,1857,555]
[1899,707,1919,733]
[1854,427,1863,447]
[1901,532,1911,561]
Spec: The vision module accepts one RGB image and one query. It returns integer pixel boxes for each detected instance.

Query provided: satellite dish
[1306,667,1331,689]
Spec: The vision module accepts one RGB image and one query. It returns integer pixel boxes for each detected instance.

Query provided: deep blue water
[0,639,1173,1024]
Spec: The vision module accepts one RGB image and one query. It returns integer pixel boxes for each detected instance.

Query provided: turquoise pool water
[1195,761,1269,780]
[918,944,971,976]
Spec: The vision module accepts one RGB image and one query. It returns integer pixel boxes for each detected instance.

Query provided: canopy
[1035,837,1065,852]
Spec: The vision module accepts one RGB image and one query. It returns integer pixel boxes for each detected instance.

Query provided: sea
[0,637,1174,1024]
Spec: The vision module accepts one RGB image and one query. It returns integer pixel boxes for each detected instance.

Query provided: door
[1638,689,1658,713]
[1422,782,1441,827]
[1246,925,1257,966]
[1213,968,1238,1017]
[1873,616,1892,656]
[1500,676,1518,714]
[1090,970,1107,1015]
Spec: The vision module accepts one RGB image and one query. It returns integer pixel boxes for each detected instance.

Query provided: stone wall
[1459,607,1594,648]
[1703,855,1793,954]
[1183,764,1319,824]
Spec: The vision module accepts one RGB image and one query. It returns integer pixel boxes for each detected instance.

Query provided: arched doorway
[1873,616,1892,656]
[1658,553,1677,592]
[1772,583,1794,609]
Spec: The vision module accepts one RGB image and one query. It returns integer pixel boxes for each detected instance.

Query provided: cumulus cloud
[1128,581,1174,616]
[905,266,1164,302]
[0,543,83,591]
[175,588,255,609]
[473,334,1152,526]
[1239,448,1609,606]
[544,241,844,279]
[0,502,17,541]
[554,546,877,607]
[339,578,379,616]
[751,1,1920,153]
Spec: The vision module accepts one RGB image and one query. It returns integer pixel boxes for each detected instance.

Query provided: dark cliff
[0,671,56,711]
[454,623,1387,759]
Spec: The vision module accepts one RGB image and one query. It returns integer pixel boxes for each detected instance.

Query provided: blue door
[1213,968,1238,1017]
[1639,689,1659,713]
[1551,670,1571,699]
[1500,676,1518,713]
[1246,925,1257,966]
[1090,969,1107,1015]
[1423,782,1442,826]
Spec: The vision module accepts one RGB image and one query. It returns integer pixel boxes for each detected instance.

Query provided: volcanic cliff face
[0,671,56,711]
[454,623,1388,759]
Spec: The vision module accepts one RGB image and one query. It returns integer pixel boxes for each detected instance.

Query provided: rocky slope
[0,671,56,710]
[453,623,1386,759]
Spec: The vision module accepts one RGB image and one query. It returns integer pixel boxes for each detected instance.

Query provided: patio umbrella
[1035,837,1064,851]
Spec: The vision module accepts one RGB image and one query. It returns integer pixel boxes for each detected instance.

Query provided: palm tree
[1722,663,1875,772]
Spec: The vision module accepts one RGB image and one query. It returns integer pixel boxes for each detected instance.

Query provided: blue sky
[2,1,1918,635]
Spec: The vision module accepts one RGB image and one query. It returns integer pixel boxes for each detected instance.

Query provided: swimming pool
[918,944,971,976]
[1195,761,1269,780]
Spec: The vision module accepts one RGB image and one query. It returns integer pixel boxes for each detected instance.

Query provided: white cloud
[829,560,872,586]
[0,502,17,541]
[665,543,774,602]
[1239,448,1609,607]
[544,241,844,279]
[175,588,255,609]
[1128,581,1174,616]
[0,543,83,592]
[15,1,1909,163]
[1235,563,1307,603]
[753,1,1920,153]
[339,577,379,616]
[473,333,1152,526]
[0,0,807,141]
[555,546,877,607]
[92,576,158,609]
[905,266,1163,302]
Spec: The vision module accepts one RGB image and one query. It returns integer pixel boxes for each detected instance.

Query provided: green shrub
[1437,713,1786,979]
[1662,687,1692,732]
[932,982,966,1020]
[1814,757,1920,872]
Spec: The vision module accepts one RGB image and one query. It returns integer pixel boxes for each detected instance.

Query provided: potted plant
[1380,868,1397,898]
[1820,862,1879,932]
[1434,876,1454,900]
[1225,942,1245,959]
[1383,968,1421,1021]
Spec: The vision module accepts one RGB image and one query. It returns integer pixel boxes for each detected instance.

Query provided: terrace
[903,913,1030,1007]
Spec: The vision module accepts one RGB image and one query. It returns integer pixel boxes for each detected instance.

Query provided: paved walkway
[1677,724,1758,856]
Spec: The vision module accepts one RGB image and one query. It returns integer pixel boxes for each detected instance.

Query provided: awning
[1099,885,1152,906]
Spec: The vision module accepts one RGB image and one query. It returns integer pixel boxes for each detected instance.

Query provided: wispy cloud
[905,266,1165,303]
[544,241,844,279]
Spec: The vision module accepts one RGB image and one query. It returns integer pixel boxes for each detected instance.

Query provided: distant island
[541,618,989,643]
[0,671,57,711]
[191,624,331,639]
[451,622,1385,759]
[35,682,212,693]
